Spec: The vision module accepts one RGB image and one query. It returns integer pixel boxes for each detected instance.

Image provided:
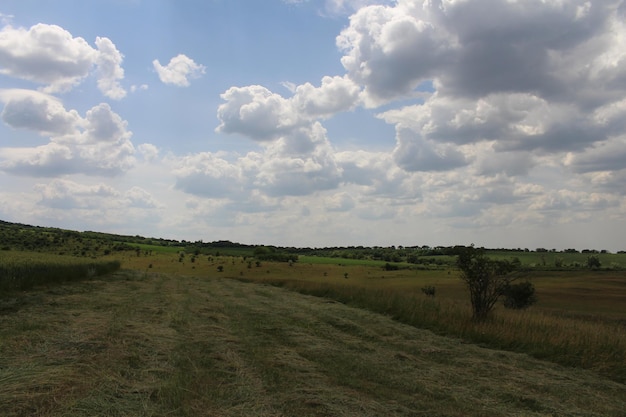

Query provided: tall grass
[245,277,626,384]
[0,251,121,292]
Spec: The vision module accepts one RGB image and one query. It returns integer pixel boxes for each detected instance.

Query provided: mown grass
[2,271,625,416]
[0,251,121,292]
[119,251,626,383]
[240,276,626,384]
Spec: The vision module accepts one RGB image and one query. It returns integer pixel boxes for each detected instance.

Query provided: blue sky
[1,0,626,251]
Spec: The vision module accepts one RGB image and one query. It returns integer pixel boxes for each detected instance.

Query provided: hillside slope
[1,271,625,416]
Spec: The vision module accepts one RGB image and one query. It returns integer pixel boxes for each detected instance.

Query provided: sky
[0,0,625,251]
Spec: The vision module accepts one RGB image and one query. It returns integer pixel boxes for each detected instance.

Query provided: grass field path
[1,270,625,416]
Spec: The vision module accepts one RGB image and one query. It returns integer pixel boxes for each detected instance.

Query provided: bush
[383,262,399,271]
[587,255,601,269]
[421,285,436,297]
[503,281,537,309]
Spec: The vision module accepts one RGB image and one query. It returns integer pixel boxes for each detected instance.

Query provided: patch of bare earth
[1,271,625,416]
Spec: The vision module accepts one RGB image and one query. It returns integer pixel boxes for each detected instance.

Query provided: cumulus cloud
[175,122,344,199]
[94,37,126,99]
[330,0,626,179]
[217,85,301,140]
[293,75,361,118]
[153,54,205,87]
[0,101,135,177]
[173,152,244,198]
[0,23,126,98]
[250,123,343,196]
[338,0,625,105]
[217,76,361,141]
[392,127,469,172]
[0,89,81,136]
[35,178,119,209]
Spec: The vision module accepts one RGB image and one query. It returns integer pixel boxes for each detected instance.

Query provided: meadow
[1,223,625,415]
[2,263,625,416]
[118,250,626,384]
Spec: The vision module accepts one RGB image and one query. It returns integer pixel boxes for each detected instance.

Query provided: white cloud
[94,37,126,99]
[392,127,469,172]
[250,123,343,196]
[337,2,454,107]
[35,178,119,209]
[124,186,160,208]
[337,0,626,108]
[280,81,297,93]
[0,102,135,177]
[217,77,361,142]
[293,75,361,118]
[0,89,81,136]
[0,23,126,98]
[324,192,355,212]
[216,85,301,141]
[130,84,149,93]
[137,143,159,162]
[152,54,205,87]
[324,0,394,16]
[173,152,244,198]
[177,122,343,198]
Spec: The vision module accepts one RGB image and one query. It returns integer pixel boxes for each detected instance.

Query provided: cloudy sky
[1,0,625,251]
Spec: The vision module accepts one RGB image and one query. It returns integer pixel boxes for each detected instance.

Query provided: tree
[456,246,518,321]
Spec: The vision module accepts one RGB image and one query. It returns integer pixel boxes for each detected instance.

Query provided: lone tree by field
[456,246,519,321]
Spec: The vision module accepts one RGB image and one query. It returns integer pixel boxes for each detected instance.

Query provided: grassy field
[112,251,626,381]
[1,247,625,415]
[0,251,121,292]
[1,268,625,416]
[486,250,626,268]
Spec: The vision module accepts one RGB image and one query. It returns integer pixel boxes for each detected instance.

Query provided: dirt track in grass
[1,270,625,417]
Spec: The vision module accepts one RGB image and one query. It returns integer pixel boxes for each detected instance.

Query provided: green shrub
[421,285,436,297]
[503,281,537,309]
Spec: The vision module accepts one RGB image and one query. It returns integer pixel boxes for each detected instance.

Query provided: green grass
[487,250,626,268]
[298,255,411,267]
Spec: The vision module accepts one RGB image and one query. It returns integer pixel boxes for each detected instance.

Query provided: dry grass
[1,267,626,416]
[0,250,121,291]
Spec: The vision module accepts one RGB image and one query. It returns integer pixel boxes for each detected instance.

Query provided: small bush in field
[587,255,601,269]
[503,281,537,309]
[421,285,436,297]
